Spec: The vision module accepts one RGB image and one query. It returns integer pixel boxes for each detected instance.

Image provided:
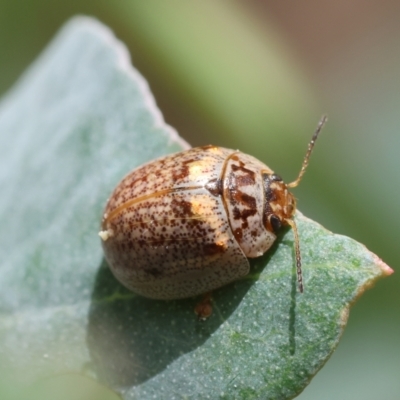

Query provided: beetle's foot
[195,292,213,320]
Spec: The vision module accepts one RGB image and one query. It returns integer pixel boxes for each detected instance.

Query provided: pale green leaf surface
[0,17,391,400]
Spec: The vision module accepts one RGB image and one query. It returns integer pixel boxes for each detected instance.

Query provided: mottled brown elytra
[99,116,327,318]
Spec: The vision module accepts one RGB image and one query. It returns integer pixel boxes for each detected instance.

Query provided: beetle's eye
[270,174,283,182]
[270,214,282,232]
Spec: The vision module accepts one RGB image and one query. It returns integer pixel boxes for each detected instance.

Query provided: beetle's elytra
[99,117,327,313]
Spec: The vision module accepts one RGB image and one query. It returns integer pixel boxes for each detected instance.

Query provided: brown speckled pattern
[101,146,276,300]
[224,153,276,257]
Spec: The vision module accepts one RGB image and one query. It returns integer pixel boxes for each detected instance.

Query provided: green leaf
[0,17,392,400]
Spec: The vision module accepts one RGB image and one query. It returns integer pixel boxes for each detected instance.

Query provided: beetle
[99,116,327,318]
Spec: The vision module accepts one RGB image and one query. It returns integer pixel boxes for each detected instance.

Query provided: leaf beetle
[99,116,327,317]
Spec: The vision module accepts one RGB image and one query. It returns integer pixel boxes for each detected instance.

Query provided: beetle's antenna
[285,218,303,293]
[285,116,327,292]
[287,115,327,188]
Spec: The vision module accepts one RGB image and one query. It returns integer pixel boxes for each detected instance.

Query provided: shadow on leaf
[87,258,259,388]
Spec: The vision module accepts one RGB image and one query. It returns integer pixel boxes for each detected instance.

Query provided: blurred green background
[1,1,398,399]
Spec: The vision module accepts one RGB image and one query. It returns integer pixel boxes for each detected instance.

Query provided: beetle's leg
[195,292,213,320]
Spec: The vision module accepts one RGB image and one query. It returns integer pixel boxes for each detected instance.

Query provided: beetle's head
[262,115,328,293]
[262,173,297,234]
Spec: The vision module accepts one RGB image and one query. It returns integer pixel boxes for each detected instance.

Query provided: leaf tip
[375,256,394,276]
